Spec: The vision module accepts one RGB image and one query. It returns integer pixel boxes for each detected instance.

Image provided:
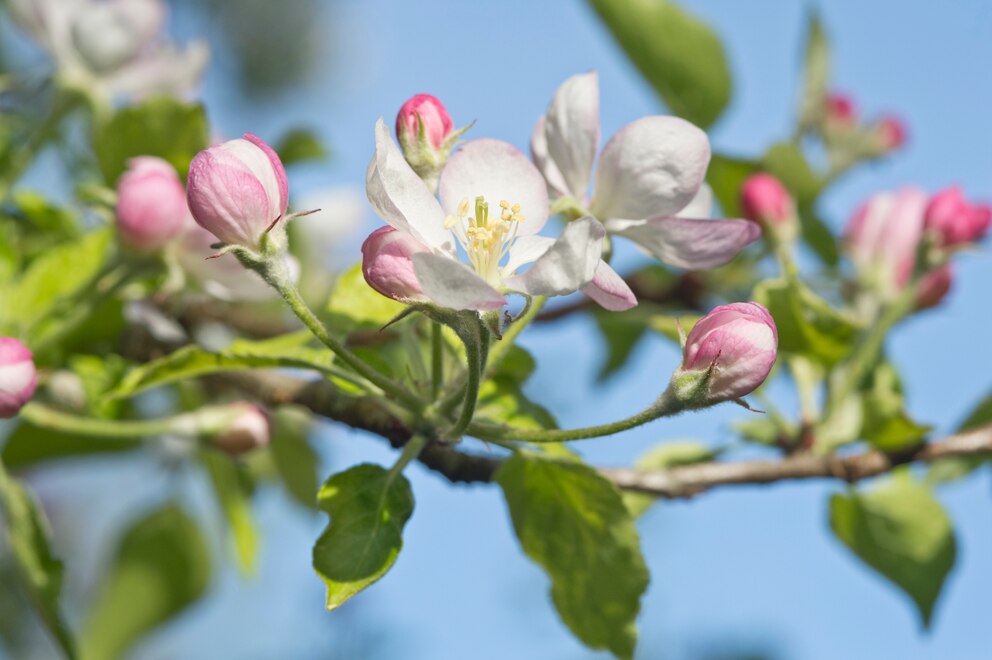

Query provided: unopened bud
[740,173,796,240]
[116,156,189,252]
[0,337,37,418]
[670,303,778,406]
[874,115,907,152]
[924,186,991,247]
[211,403,271,455]
[361,226,430,303]
[395,94,464,191]
[825,92,857,129]
[915,265,953,311]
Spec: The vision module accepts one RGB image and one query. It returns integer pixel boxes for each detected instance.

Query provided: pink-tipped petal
[439,139,549,237]
[361,226,430,303]
[541,71,600,199]
[615,216,760,270]
[0,337,37,418]
[582,260,637,311]
[411,252,506,311]
[924,186,991,247]
[591,116,710,222]
[502,216,605,296]
[243,133,289,218]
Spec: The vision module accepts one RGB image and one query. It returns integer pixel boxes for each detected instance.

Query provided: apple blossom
[186,133,289,251]
[530,72,760,306]
[923,186,991,247]
[670,302,778,405]
[362,119,608,312]
[7,0,207,104]
[0,338,37,418]
[875,115,907,151]
[211,402,270,455]
[397,94,453,150]
[115,156,188,252]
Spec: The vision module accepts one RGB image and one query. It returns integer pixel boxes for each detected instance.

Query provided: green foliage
[593,307,649,381]
[860,363,931,452]
[0,466,76,659]
[623,441,718,517]
[270,406,321,510]
[92,97,209,183]
[588,0,732,128]
[496,451,648,660]
[798,11,830,132]
[275,127,329,166]
[326,263,407,333]
[80,504,211,660]
[312,464,414,610]
[202,452,259,575]
[1,424,138,470]
[957,391,992,431]
[829,474,956,628]
[707,153,759,217]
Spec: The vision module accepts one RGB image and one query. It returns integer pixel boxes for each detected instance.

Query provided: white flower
[362,119,607,312]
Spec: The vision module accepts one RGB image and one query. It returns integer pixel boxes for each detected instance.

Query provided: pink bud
[875,115,907,151]
[924,186,991,247]
[115,157,189,252]
[395,94,453,149]
[361,226,430,303]
[740,173,794,228]
[186,133,289,249]
[825,92,857,127]
[678,302,778,403]
[915,265,953,310]
[0,337,37,418]
[844,188,927,295]
[212,403,270,455]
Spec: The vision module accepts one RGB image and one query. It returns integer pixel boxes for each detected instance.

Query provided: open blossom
[672,302,778,404]
[187,133,289,250]
[362,119,606,311]
[7,0,207,103]
[116,156,188,252]
[0,338,37,418]
[923,186,990,247]
[530,72,760,308]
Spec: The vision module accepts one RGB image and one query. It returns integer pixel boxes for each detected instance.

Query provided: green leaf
[11,191,80,236]
[274,127,329,166]
[752,278,859,366]
[92,97,209,183]
[1,424,138,470]
[588,0,732,128]
[829,474,956,628]
[202,452,259,575]
[707,153,760,217]
[860,363,931,452]
[0,466,76,659]
[326,263,407,333]
[270,406,320,510]
[80,504,210,660]
[496,452,648,660]
[762,143,820,203]
[647,311,702,344]
[475,379,557,431]
[593,308,649,381]
[623,441,718,517]
[312,464,414,610]
[797,11,830,132]
[957,391,992,431]
[488,344,537,386]
[107,332,331,399]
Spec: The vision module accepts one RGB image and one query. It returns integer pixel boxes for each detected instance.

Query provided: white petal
[411,252,506,311]
[366,119,454,253]
[677,182,714,218]
[439,139,549,236]
[542,71,599,200]
[590,116,710,222]
[616,216,760,270]
[503,234,555,276]
[502,216,605,296]
[530,115,570,199]
[582,260,637,311]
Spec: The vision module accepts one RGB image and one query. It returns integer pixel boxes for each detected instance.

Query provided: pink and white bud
[186,133,289,250]
[0,338,37,418]
[874,115,907,151]
[361,226,430,303]
[740,173,795,233]
[396,94,454,150]
[212,403,270,455]
[924,186,991,247]
[825,92,857,128]
[844,188,927,297]
[116,156,189,252]
[915,265,953,310]
[673,302,778,404]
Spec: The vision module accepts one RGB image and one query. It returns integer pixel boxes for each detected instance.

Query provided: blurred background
[2,1,991,658]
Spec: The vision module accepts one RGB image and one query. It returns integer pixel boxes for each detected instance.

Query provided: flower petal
[361,226,430,304]
[677,182,714,218]
[541,71,599,200]
[502,216,605,296]
[503,234,555,276]
[439,139,549,236]
[366,118,453,253]
[582,260,637,311]
[590,116,710,222]
[530,115,570,199]
[616,216,760,270]
[411,252,506,311]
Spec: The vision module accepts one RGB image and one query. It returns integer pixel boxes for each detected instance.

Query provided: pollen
[445,195,525,286]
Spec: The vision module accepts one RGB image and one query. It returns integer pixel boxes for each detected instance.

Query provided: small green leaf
[202,452,259,575]
[623,441,718,517]
[0,466,76,659]
[274,127,329,166]
[797,11,831,132]
[80,505,211,660]
[707,153,760,217]
[829,474,956,628]
[589,0,732,128]
[1,424,138,470]
[647,311,702,344]
[762,143,821,203]
[270,406,320,510]
[593,308,649,381]
[312,464,414,610]
[496,452,648,660]
[92,97,209,183]
[860,363,930,452]
[326,263,407,333]
[475,379,557,431]
[957,391,992,432]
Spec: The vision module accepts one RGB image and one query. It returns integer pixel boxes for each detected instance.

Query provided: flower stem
[468,388,683,443]
[387,434,429,481]
[446,314,487,440]
[255,256,424,411]
[18,402,238,439]
[431,321,444,399]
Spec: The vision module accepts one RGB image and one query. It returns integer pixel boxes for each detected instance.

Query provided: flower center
[445,196,524,285]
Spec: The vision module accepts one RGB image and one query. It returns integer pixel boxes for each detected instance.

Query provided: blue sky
[11,1,992,659]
